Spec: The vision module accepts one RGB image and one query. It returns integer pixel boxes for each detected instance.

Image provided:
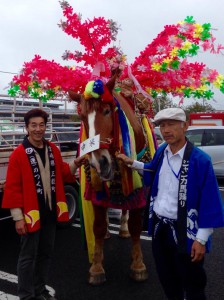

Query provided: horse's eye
[103,108,111,116]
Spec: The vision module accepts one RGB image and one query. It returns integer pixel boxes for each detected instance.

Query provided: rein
[127,164,154,172]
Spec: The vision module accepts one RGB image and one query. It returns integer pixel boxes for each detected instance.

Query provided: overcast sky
[1,0,224,109]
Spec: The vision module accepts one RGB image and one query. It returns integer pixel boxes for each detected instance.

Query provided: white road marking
[0,271,17,284]
[72,222,152,241]
[0,292,17,299]
[0,271,55,299]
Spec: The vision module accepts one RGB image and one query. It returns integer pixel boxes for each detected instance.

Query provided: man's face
[159,120,188,145]
[26,117,46,145]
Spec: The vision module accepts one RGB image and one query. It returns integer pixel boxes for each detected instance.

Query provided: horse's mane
[113,92,146,152]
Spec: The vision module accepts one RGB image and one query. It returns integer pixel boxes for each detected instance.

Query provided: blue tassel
[114,97,131,157]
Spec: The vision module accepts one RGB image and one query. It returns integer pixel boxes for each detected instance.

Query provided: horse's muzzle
[90,154,114,181]
[98,155,114,181]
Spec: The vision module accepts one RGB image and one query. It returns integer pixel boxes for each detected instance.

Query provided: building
[0,94,80,128]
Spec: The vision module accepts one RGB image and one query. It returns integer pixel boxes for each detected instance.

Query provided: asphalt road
[0,185,224,300]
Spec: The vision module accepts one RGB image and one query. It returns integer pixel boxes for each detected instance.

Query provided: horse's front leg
[89,205,107,285]
[119,209,131,238]
[128,208,148,281]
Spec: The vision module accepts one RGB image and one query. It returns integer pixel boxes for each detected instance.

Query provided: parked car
[154,126,164,145]
[185,126,224,179]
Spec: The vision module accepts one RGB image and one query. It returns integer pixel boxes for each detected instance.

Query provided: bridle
[99,137,114,149]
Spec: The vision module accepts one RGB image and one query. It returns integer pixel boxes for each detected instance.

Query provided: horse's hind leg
[128,208,148,281]
[89,205,107,285]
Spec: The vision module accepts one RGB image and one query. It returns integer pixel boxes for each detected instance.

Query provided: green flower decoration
[188,44,200,56]
[183,88,192,98]
[177,49,187,58]
[33,81,40,88]
[170,60,180,70]
[161,63,168,72]
[46,89,55,99]
[202,23,211,32]
[220,82,224,94]
[151,90,158,98]
[40,95,49,102]
[162,90,167,96]
[201,31,211,41]
[192,90,203,99]
[184,16,195,24]
[177,34,186,41]
[31,91,40,99]
[13,84,20,92]
[8,88,17,97]
[203,90,214,100]
[7,85,20,97]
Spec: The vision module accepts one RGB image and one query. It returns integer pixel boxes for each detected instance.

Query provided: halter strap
[99,138,114,149]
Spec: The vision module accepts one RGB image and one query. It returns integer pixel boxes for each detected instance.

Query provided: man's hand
[15,219,27,236]
[74,155,86,168]
[116,153,134,167]
[191,240,206,262]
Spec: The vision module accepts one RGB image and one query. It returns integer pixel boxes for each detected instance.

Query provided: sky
[1,0,224,110]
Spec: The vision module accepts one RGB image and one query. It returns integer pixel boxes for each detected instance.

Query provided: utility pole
[157,95,161,112]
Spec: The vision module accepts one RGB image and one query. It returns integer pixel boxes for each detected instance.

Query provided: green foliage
[152,96,216,120]
[182,101,215,120]
[152,95,177,114]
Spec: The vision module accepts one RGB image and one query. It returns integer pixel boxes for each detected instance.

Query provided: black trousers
[152,218,207,300]
[17,213,56,300]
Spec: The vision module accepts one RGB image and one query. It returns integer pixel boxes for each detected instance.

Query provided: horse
[69,76,154,285]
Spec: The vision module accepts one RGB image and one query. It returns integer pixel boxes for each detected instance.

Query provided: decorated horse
[69,74,156,285]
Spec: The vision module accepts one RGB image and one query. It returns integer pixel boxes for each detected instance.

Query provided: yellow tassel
[142,116,156,158]
[80,125,95,263]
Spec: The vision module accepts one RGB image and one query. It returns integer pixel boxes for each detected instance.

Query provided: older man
[117,107,224,300]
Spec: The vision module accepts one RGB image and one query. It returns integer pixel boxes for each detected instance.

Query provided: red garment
[2,141,75,232]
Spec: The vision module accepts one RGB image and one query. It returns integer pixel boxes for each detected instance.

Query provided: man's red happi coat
[2,141,75,232]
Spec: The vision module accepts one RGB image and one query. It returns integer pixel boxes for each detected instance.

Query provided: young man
[117,107,224,300]
[2,108,85,300]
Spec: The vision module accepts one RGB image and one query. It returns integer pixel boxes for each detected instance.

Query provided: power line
[0,70,18,75]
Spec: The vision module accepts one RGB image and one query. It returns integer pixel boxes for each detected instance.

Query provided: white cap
[152,107,186,125]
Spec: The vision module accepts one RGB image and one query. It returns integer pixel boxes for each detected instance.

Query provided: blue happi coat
[143,142,224,253]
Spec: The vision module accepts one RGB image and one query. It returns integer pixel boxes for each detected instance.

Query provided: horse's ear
[68,90,82,103]
[106,74,117,93]
[106,67,122,93]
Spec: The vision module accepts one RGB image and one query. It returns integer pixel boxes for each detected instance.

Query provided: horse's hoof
[119,230,131,238]
[89,272,106,286]
[129,269,148,282]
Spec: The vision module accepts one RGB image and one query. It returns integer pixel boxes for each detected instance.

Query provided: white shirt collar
[165,142,187,159]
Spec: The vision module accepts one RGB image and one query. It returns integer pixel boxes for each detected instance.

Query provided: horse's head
[69,78,117,181]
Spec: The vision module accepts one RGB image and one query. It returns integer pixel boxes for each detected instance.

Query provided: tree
[152,95,177,114]
[182,101,215,120]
